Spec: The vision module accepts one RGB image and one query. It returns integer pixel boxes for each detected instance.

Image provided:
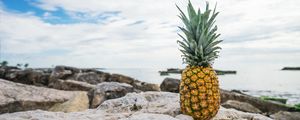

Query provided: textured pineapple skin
[180,66,220,120]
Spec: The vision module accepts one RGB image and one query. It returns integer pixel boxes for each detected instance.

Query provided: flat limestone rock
[222,100,262,113]
[0,79,88,113]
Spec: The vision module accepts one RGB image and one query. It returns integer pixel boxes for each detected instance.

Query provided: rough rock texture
[175,114,193,120]
[0,92,272,120]
[48,66,108,87]
[221,89,296,114]
[222,100,262,113]
[88,82,134,108]
[160,78,180,93]
[98,92,181,116]
[270,111,300,120]
[108,74,135,84]
[0,66,20,79]
[132,80,160,91]
[49,92,89,112]
[212,107,273,120]
[0,79,88,113]
[2,68,50,86]
[50,79,96,91]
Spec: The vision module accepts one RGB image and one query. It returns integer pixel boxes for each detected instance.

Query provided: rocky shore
[0,66,299,120]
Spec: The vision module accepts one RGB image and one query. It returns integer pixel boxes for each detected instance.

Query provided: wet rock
[270,111,300,120]
[213,107,273,120]
[0,79,88,113]
[88,82,134,108]
[222,100,262,113]
[221,89,296,114]
[160,78,180,93]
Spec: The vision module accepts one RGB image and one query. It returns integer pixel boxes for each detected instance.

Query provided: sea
[101,68,300,105]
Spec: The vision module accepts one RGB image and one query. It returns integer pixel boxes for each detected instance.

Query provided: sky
[0,0,300,69]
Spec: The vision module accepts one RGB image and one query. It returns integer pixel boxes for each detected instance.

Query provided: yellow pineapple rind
[180,66,220,120]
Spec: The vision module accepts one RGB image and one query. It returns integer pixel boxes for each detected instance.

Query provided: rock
[160,78,180,93]
[50,79,96,91]
[49,92,89,112]
[2,69,50,86]
[213,107,273,120]
[221,89,296,114]
[0,91,273,120]
[0,79,88,113]
[75,72,110,84]
[98,92,181,116]
[49,66,110,90]
[175,114,194,120]
[128,113,179,120]
[0,66,19,79]
[88,82,134,108]
[270,111,300,120]
[49,65,81,80]
[222,100,262,113]
[132,80,160,91]
[0,110,182,120]
[108,74,135,85]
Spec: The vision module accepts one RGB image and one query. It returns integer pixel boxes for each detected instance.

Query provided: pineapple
[177,1,222,120]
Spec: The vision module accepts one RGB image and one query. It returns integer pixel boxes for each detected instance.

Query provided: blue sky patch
[1,0,120,24]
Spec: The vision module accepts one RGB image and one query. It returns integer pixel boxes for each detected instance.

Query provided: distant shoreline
[282,67,300,71]
[159,68,237,76]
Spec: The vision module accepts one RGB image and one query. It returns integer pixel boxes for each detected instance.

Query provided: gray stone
[0,91,273,120]
[222,100,262,113]
[213,107,273,120]
[50,79,96,91]
[0,79,88,113]
[108,74,135,85]
[98,92,181,116]
[132,80,160,91]
[270,111,300,120]
[3,69,50,86]
[88,82,134,108]
[175,114,194,120]
[160,78,180,93]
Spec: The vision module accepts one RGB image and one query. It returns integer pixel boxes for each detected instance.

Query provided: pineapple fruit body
[180,66,220,120]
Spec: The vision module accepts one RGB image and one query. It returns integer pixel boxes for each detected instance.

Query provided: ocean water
[102,68,300,105]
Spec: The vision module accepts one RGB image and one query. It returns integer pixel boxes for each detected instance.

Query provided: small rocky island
[282,67,300,70]
[159,68,237,76]
[0,65,299,120]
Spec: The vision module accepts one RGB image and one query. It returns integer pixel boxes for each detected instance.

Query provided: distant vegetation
[0,60,29,69]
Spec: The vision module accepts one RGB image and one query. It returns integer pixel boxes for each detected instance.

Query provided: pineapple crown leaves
[176,0,222,66]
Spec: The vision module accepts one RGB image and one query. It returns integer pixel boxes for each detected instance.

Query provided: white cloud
[1,0,300,69]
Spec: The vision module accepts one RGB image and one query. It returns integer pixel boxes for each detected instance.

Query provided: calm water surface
[102,68,300,105]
